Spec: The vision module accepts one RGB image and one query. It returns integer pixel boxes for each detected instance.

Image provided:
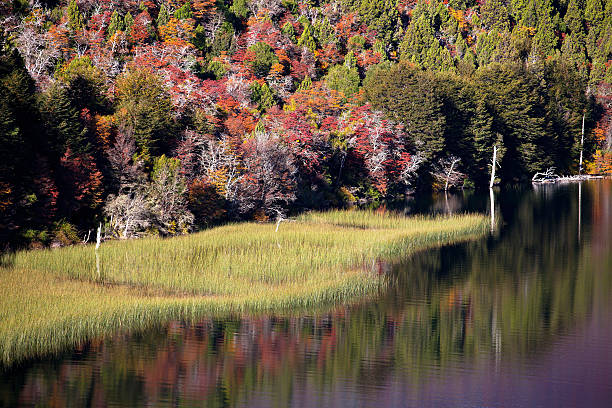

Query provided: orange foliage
[587,127,612,175]
[225,112,257,138]
[159,17,195,47]
[449,8,468,31]
[95,115,113,150]
[0,182,12,212]
[192,0,217,20]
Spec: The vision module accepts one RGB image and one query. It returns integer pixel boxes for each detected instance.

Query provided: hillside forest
[0,0,611,247]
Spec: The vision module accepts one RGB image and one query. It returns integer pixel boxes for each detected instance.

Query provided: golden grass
[0,210,488,365]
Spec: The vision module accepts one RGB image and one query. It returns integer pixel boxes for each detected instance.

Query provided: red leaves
[130,11,153,44]
[59,148,103,211]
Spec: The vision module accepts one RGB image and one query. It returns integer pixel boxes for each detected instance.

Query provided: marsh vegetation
[0,210,488,365]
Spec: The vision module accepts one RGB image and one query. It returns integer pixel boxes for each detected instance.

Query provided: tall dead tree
[579,114,585,175]
[490,145,497,189]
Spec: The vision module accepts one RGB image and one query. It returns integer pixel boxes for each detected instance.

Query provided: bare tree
[15,13,61,82]
[147,156,194,235]
[106,127,145,193]
[198,133,243,202]
[247,0,284,17]
[236,130,297,218]
[400,152,424,185]
[105,190,152,239]
[432,156,464,191]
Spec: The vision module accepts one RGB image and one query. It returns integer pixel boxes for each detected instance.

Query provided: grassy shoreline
[0,210,488,365]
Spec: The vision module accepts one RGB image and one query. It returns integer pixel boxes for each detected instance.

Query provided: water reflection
[2,181,611,407]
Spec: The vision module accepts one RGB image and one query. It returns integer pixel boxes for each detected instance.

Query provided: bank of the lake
[0,210,488,365]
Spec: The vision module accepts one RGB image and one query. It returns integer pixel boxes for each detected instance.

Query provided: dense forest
[0,0,611,247]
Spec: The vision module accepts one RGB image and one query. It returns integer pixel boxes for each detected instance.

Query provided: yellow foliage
[587,150,612,175]
[0,183,12,212]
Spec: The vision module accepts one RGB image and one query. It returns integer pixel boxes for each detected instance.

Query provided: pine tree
[480,0,510,31]
[67,0,83,31]
[108,10,124,38]
[297,23,317,52]
[41,84,90,157]
[281,22,296,43]
[314,17,335,46]
[157,4,170,27]
[564,0,585,36]
[124,12,134,35]
[356,0,399,44]
[531,11,557,57]
[174,3,193,20]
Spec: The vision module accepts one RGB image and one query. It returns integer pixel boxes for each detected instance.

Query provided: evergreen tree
[108,10,124,37]
[475,63,551,179]
[585,0,604,27]
[399,14,454,71]
[192,25,207,51]
[469,99,500,185]
[356,0,399,44]
[344,50,357,69]
[174,3,193,20]
[281,22,296,43]
[230,0,249,19]
[297,22,317,52]
[41,84,89,157]
[480,0,510,31]
[325,64,360,97]
[67,0,83,31]
[56,56,107,113]
[124,12,134,35]
[247,42,279,77]
[475,30,501,67]
[115,70,175,157]
[560,33,587,76]
[531,10,557,57]
[314,17,335,46]
[365,63,447,165]
[250,81,275,112]
[157,4,170,27]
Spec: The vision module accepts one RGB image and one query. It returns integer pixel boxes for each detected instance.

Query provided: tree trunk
[444,159,458,191]
[579,114,585,175]
[490,145,497,189]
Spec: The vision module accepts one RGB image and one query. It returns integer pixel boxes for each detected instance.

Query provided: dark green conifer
[107,10,124,38]
[67,0,83,31]
[157,4,169,27]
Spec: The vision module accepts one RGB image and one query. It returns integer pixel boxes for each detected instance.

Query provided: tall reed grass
[0,210,488,365]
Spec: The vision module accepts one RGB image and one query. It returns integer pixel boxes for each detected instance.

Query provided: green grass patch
[0,210,488,365]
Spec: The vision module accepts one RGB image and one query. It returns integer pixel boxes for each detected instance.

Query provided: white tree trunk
[95,223,102,280]
[490,145,497,189]
[490,187,495,233]
[445,159,460,191]
[579,114,585,175]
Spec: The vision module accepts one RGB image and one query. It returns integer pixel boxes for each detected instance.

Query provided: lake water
[2,180,611,407]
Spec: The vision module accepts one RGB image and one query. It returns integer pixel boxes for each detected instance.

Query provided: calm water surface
[1,181,611,407]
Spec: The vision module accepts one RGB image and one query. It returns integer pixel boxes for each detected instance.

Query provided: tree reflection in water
[2,181,611,408]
